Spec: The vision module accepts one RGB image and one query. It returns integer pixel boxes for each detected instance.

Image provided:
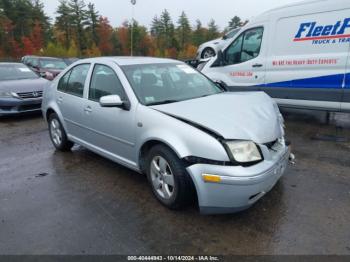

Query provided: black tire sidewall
[48,113,72,151]
[202,47,215,59]
[146,145,192,209]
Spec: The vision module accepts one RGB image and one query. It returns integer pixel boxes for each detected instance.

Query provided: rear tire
[48,113,74,151]
[146,145,193,210]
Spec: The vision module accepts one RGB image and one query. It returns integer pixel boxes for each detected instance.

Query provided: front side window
[89,64,126,102]
[225,27,263,65]
[64,64,90,97]
[122,63,222,106]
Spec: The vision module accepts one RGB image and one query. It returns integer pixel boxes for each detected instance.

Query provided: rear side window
[225,27,263,65]
[57,71,71,92]
[58,64,90,97]
[89,64,126,102]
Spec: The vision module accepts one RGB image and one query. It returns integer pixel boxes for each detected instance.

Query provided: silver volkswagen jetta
[42,57,291,214]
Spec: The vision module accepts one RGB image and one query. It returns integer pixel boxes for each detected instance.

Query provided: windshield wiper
[147,100,179,106]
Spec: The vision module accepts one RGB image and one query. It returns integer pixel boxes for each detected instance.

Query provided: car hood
[0,77,48,93]
[204,38,223,46]
[151,92,282,144]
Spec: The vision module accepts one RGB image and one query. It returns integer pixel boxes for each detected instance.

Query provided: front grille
[16,91,43,99]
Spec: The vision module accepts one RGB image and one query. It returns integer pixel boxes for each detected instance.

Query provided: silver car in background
[42,57,291,214]
[0,63,48,116]
[197,28,240,59]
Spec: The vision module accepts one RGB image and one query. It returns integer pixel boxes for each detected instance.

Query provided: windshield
[225,28,240,39]
[39,59,67,70]
[0,64,39,81]
[121,63,222,105]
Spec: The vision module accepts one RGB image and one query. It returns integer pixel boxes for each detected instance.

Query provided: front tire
[201,47,216,59]
[48,113,74,151]
[146,145,193,210]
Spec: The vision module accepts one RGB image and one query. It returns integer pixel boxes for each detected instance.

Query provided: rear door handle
[252,64,263,68]
[84,106,92,113]
[57,97,63,104]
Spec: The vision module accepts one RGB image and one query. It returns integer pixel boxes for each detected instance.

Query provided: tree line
[0,0,247,59]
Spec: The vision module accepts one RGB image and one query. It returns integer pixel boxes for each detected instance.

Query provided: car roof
[77,56,180,66]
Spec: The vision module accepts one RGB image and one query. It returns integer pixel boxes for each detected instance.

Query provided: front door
[81,63,137,167]
[203,26,266,90]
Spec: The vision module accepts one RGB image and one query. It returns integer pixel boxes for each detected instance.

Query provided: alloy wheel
[50,119,63,146]
[150,156,175,200]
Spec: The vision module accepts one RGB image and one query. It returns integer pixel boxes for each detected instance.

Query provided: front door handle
[84,106,92,113]
[252,64,263,68]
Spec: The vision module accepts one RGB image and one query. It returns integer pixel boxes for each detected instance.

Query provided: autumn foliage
[0,0,245,60]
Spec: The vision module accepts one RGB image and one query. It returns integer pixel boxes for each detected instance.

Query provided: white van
[200,0,350,112]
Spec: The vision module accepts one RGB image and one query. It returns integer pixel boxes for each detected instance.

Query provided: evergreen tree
[227,15,248,31]
[55,0,73,49]
[86,2,99,46]
[176,11,191,50]
[30,0,51,43]
[192,19,207,47]
[160,9,176,50]
[207,19,220,40]
[67,0,89,54]
[110,30,122,55]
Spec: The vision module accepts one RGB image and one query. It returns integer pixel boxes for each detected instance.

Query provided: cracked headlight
[224,140,263,164]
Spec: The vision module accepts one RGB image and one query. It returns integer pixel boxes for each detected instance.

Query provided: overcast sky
[41,0,303,29]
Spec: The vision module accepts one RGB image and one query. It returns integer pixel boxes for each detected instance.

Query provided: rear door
[203,25,267,90]
[263,8,349,111]
[56,63,91,141]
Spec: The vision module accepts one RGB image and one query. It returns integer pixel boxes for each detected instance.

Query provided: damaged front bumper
[186,145,292,214]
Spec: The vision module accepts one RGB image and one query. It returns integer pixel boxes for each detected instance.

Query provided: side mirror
[99,95,130,110]
[215,81,228,91]
[222,35,228,40]
[212,50,225,67]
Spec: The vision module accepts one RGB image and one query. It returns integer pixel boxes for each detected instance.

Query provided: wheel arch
[138,138,198,205]
[44,104,69,134]
[201,46,216,58]
[46,108,56,121]
[138,139,183,174]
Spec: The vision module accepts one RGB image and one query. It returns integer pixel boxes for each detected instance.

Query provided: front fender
[136,106,230,164]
